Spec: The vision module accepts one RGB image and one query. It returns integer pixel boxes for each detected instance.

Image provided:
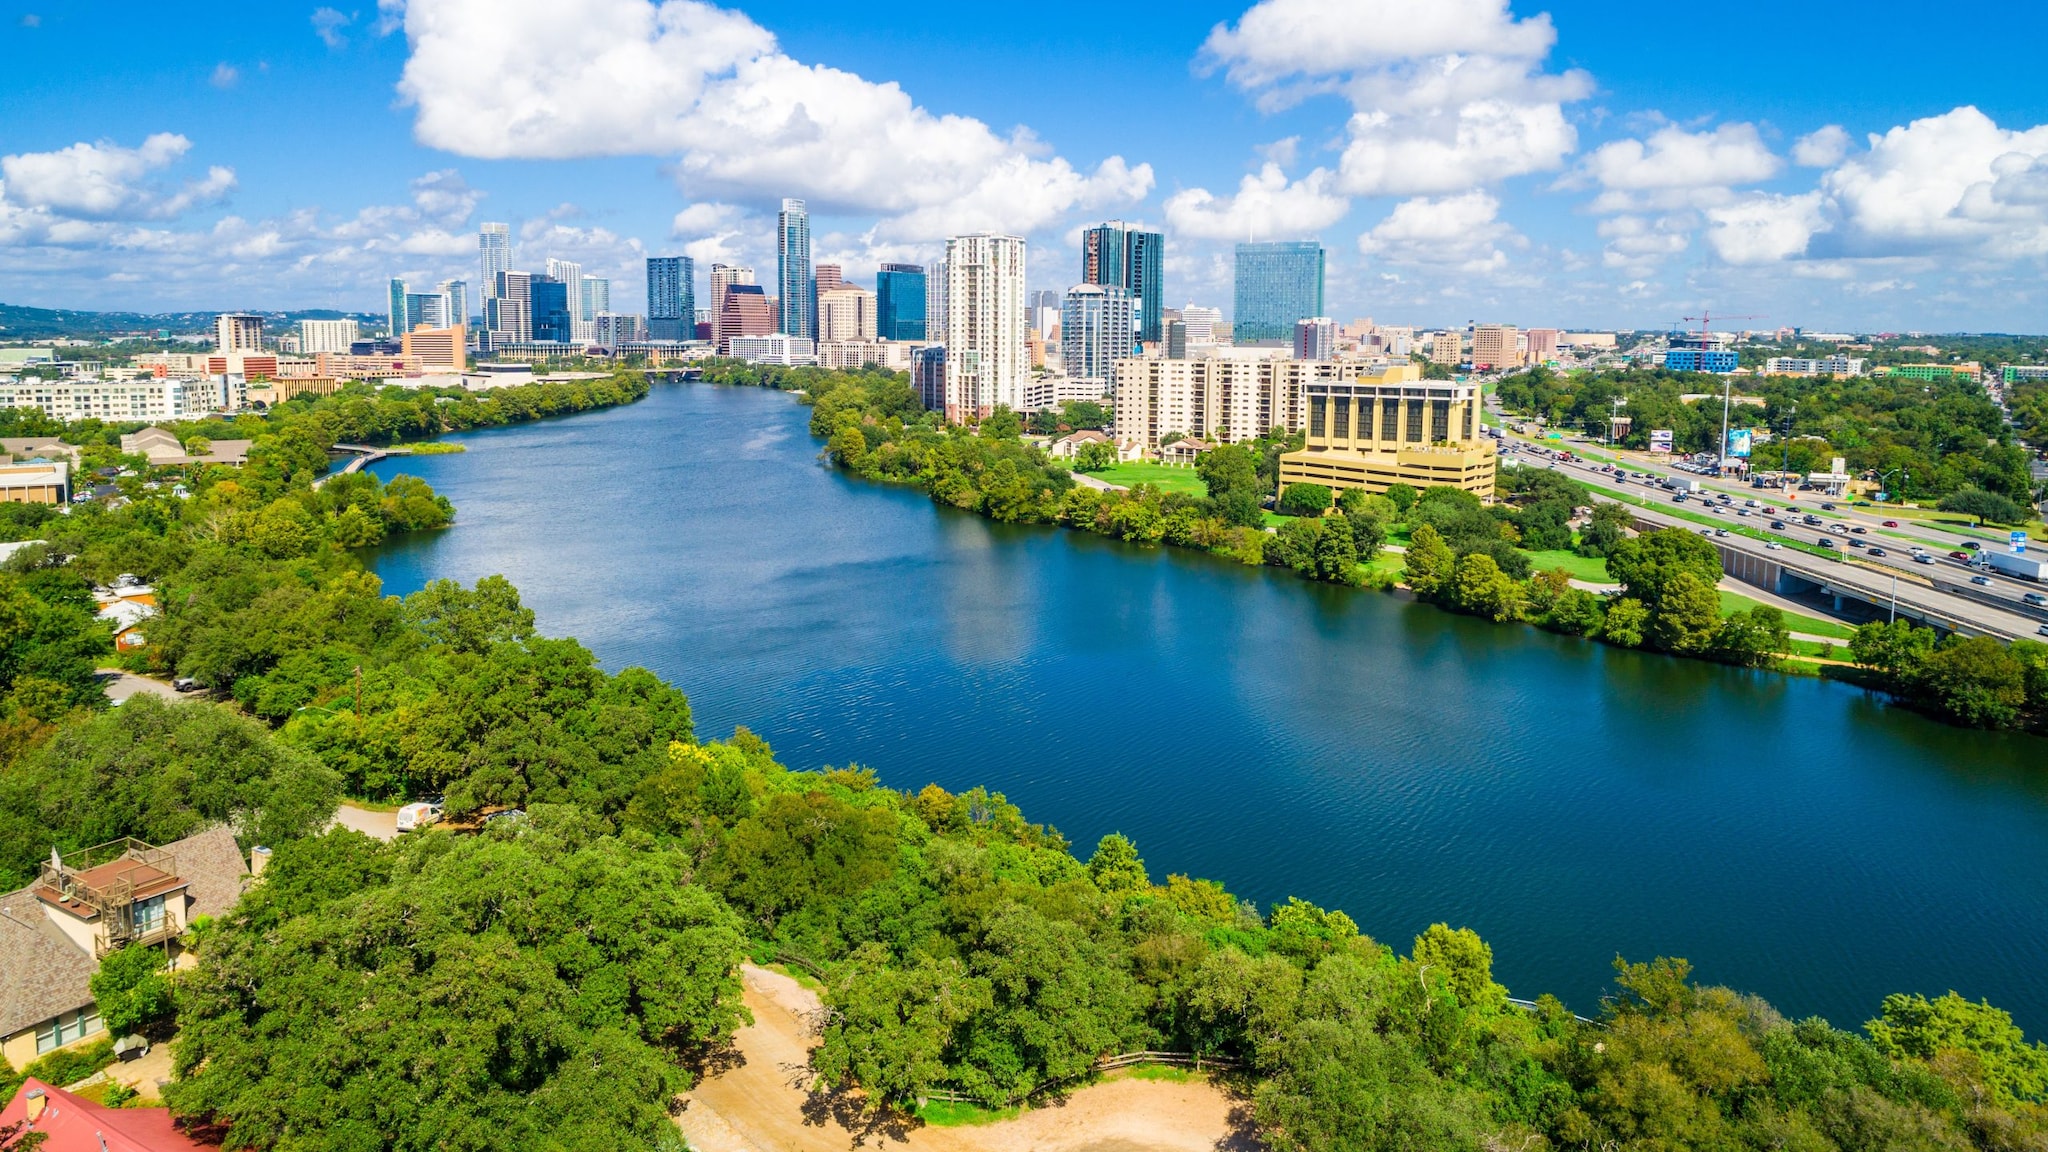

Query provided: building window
[1462,404,1474,439]
[1406,400,1424,442]
[1380,400,1398,441]
[1432,400,1450,442]
[1308,397,1325,437]
[133,894,165,936]
[35,1007,103,1054]
[1332,397,1349,438]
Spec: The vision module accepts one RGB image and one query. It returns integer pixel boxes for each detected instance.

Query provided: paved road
[99,671,183,705]
[329,802,399,841]
[1501,446,2047,639]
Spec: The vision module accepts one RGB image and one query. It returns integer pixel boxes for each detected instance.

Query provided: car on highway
[1962,541,1981,551]
[1971,575,1993,586]
[1949,551,1971,561]
[1850,526,1867,534]
[1915,553,1936,564]
[1849,539,1865,548]
[1714,528,1731,537]
[1819,538,1838,549]
[1744,499,1760,508]
[1737,508,1750,516]
[1882,520,1900,528]
[1765,541,1783,550]
[2039,624,2048,637]
[2025,592,2048,607]
[1614,474,1627,483]
[1770,519,1787,530]
[1821,502,1836,511]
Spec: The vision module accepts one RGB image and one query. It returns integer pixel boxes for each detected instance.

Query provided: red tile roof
[0,1078,214,1150]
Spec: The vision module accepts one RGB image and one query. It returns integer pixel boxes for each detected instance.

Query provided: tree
[1607,529,1724,611]
[1577,502,1633,558]
[1849,619,1937,686]
[1266,518,1322,571]
[1087,832,1150,893]
[403,575,538,655]
[827,421,868,468]
[1197,443,1260,501]
[1865,991,2048,1109]
[1311,516,1362,585]
[1548,588,1606,635]
[1937,487,2026,526]
[981,405,1022,440]
[1710,606,1789,668]
[813,950,992,1108]
[1074,440,1117,472]
[1279,483,1334,517]
[711,790,900,930]
[1918,636,2029,728]
[1452,552,1524,622]
[1646,570,1722,654]
[1384,483,1418,517]
[1411,924,1506,1013]
[1402,524,1456,599]
[1601,597,1650,647]
[91,943,174,1038]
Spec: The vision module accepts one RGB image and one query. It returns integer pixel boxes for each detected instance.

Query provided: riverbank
[715,362,2046,735]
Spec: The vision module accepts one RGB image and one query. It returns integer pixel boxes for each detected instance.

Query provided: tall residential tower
[942,234,1028,421]
[1232,241,1325,346]
[647,256,695,341]
[776,198,814,340]
[1082,221,1165,344]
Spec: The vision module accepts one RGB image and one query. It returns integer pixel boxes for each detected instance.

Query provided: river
[370,382,2048,1031]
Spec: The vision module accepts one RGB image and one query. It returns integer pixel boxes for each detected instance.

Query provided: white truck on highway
[1983,551,2046,582]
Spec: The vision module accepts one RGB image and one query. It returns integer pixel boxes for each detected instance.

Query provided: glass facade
[1081,223,1164,345]
[1232,241,1325,345]
[875,263,927,340]
[777,198,813,339]
[530,276,573,343]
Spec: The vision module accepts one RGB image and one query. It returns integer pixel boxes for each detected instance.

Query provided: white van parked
[396,802,444,833]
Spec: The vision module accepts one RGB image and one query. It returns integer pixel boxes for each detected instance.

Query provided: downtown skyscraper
[647,255,695,341]
[1233,241,1325,345]
[942,233,1028,421]
[777,198,814,340]
[1081,221,1164,344]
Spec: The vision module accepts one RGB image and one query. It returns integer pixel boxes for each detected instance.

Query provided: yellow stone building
[1278,362,1495,497]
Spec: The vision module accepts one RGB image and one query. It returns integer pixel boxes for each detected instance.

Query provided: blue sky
[4,0,2047,333]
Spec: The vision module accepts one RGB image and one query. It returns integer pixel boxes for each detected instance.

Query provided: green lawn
[1716,590,1858,640]
[1088,461,1208,496]
[915,1100,1022,1127]
[1522,549,1611,581]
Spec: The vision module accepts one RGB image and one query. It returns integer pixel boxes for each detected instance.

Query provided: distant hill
[0,302,378,341]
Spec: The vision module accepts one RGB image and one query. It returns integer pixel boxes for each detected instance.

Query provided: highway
[1494,436,2048,640]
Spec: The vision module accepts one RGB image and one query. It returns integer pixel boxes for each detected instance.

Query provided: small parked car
[172,677,200,692]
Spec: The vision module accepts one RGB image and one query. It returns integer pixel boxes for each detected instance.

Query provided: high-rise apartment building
[544,260,583,339]
[1470,324,1520,371]
[646,256,695,341]
[875,263,927,341]
[1280,362,1494,497]
[925,261,948,344]
[488,270,532,343]
[299,319,358,355]
[817,286,877,342]
[708,263,753,345]
[814,263,843,294]
[1294,317,1337,361]
[942,234,1028,422]
[1233,241,1324,345]
[479,223,511,300]
[716,284,774,352]
[440,280,469,330]
[1082,222,1165,344]
[405,291,449,329]
[215,312,263,354]
[1429,331,1462,366]
[577,276,610,343]
[531,277,573,343]
[386,279,408,338]
[777,198,814,339]
[1113,348,1313,449]
[1061,284,1135,391]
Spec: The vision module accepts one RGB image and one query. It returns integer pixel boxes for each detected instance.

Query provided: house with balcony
[0,826,248,1071]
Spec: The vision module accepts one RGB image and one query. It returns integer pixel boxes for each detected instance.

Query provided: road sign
[1649,429,1673,453]
[2014,531,2029,554]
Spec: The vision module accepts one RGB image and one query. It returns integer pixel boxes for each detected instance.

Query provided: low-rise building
[118,427,252,468]
[1113,347,1318,452]
[727,334,817,366]
[1023,373,1114,412]
[0,461,67,503]
[1764,355,1866,377]
[314,352,425,380]
[0,378,217,422]
[816,339,923,371]
[0,827,247,1071]
[1278,362,1494,498]
[1876,362,1981,382]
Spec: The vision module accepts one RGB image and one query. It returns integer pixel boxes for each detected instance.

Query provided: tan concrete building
[402,324,468,373]
[1279,362,1495,497]
[0,461,67,503]
[1429,331,1461,366]
[1113,348,1326,452]
[1470,324,1520,371]
[817,286,877,342]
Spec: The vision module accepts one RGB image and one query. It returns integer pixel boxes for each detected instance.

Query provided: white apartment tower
[298,319,358,355]
[215,313,263,353]
[941,235,1027,422]
[479,223,511,299]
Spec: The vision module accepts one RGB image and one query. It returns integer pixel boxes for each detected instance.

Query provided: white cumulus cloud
[1163,164,1349,241]
[0,134,235,221]
[1704,192,1827,265]
[1819,106,2048,257]
[1202,0,1591,197]
[1576,122,1781,211]
[1356,190,1518,273]
[1792,125,1851,168]
[386,0,1150,239]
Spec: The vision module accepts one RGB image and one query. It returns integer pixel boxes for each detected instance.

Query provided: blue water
[371,382,2048,1032]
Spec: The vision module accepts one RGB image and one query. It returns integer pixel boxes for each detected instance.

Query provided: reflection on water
[371,382,2048,1031]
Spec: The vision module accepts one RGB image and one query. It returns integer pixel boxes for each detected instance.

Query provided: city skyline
[2,1,2048,332]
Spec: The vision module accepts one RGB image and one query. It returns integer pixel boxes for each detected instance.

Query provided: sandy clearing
[328,802,399,841]
[678,965,1262,1152]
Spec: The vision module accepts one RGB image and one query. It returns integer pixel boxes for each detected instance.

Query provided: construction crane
[1672,310,1766,478]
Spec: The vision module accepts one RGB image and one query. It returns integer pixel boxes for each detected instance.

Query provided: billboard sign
[2014,531,2029,554]
[1649,429,1673,453]
[1725,428,1753,458]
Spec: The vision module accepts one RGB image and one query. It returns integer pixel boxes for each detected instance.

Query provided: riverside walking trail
[677,965,1262,1152]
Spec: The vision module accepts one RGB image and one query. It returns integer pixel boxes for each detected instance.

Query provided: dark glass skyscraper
[646,255,694,341]
[1081,221,1164,344]
[1232,241,1325,345]
[777,198,813,339]
[530,276,573,343]
[875,263,927,340]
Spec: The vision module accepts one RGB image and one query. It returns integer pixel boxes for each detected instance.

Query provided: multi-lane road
[1495,431,2048,640]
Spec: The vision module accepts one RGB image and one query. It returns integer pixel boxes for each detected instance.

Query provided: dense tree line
[1496,366,2033,501]
[1847,619,2048,730]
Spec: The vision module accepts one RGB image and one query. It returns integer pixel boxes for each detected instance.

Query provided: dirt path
[678,965,1261,1152]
